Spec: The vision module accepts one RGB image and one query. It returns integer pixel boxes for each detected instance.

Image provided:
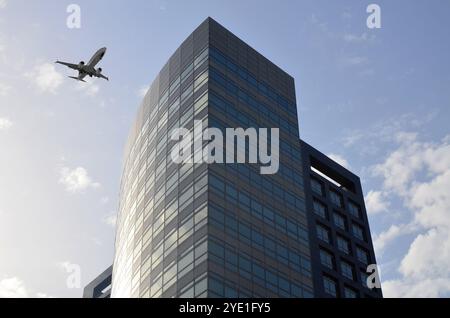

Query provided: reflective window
[313,200,327,219]
[329,190,343,208]
[319,249,334,269]
[317,224,330,244]
[311,178,324,196]
[333,212,346,230]
[348,201,361,218]
[344,287,358,298]
[360,271,369,289]
[352,223,365,241]
[323,276,337,297]
[356,247,369,264]
[340,261,354,280]
[337,236,350,255]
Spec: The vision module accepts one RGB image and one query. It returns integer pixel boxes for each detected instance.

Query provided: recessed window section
[311,178,324,197]
[352,223,365,241]
[333,212,346,230]
[311,167,342,188]
[323,276,337,297]
[348,201,361,218]
[319,249,334,269]
[309,157,356,193]
[316,224,330,244]
[330,190,343,208]
[356,247,369,264]
[340,261,354,280]
[344,287,358,298]
[360,271,370,289]
[313,200,327,219]
[337,236,350,255]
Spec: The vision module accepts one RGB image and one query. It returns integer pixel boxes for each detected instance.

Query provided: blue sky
[0,0,449,297]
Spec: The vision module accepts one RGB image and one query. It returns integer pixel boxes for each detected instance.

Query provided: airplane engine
[79,61,85,67]
[96,67,102,75]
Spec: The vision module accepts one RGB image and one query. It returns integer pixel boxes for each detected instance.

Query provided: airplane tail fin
[68,76,86,82]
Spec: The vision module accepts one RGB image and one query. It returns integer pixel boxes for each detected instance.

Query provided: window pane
[313,200,326,218]
[333,212,346,230]
[337,236,350,254]
[311,178,324,196]
[352,224,365,241]
[317,225,330,243]
[344,287,358,298]
[356,247,369,264]
[323,276,337,297]
[360,271,369,289]
[340,261,354,280]
[348,201,361,218]
[319,249,334,269]
[330,190,343,208]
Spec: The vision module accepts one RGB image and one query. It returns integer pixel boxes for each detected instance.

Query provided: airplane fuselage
[55,47,108,82]
[79,65,98,76]
[81,47,106,76]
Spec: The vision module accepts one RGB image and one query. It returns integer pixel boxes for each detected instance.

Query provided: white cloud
[400,229,450,280]
[359,68,375,77]
[138,85,149,98]
[85,84,99,96]
[341,11,352,20]
[0,276,50,298]
[0,277,29,298]
[364,190,389,215]
[373,132,442,195]
[102,211,117,227]
[327,153,350,169]
[343,32,375,43]
[100,196,109,204]
[0,0,7,9]
[371,132,450,297]
[75,81,100,97]
[341,112,438,155]
[25,62,63,94]
[98,97,115,108]
[0,117,12,130]
[92,237,103,246]
[383,277,450,298]
[0,44,5,62]
[410,170,450,229]
[0,82,12,96]
[309,14,331,35]
[342,132,365,147]
[373,223,417,255]
[340,56,368,67]
[59,166,100,193]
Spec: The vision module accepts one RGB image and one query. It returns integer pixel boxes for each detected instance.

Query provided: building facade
[301,141,382,298]
[83,265,113,298]
[108,17,381,298]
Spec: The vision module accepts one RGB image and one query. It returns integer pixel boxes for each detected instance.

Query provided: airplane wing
[55,61,80,70]
[87,47,107,68]
[68,72,87,82]
[96,73,109,81]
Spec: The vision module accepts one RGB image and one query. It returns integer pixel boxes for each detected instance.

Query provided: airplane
[56,47,109,82]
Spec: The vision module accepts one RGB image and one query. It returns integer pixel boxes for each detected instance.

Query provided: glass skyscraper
[106,17,381,298]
